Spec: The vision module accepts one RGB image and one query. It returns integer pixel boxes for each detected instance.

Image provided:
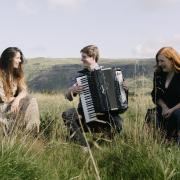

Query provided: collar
[78,64,103,74]
[88,63,100,71]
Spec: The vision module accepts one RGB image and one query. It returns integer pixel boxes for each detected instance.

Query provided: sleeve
[151,72,164,104]
[0,80,8,102]
[65,83,78,101]
[64,72,81,101]
[177,74,180,102]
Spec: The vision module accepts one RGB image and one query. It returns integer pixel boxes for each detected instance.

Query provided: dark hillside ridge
[25,59,155,92]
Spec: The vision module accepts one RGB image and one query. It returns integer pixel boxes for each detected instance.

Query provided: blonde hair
[156,47,180,72]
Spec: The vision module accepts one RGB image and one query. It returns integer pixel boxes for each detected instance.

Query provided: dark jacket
[151,71,180,109]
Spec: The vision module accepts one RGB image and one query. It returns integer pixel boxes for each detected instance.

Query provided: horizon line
[26,56,154,60]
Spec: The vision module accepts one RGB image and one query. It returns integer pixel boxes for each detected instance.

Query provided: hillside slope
[24,57,155,92]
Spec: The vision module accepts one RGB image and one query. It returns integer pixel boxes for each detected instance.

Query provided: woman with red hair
[151,47,180,144]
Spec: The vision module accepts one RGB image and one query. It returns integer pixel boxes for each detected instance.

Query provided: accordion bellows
[77,67,128,123]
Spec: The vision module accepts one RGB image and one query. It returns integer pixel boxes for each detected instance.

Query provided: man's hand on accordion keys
[71,83,84,96]
[65,83,84,101]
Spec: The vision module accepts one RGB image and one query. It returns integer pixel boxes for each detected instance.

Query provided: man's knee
[112,115,123,133]
[62,108,81,126]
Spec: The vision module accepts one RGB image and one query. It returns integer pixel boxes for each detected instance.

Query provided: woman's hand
[8,97,15,103]
[161,105,169,118]
[164,108,174,119]
[162,105,174,119]
[11,98,20,113]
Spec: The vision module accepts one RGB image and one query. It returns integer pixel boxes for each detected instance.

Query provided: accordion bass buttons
[115,71,127,104]
[116,71,123,83]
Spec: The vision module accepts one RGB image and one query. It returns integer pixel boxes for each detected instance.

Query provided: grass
[0,81,180,180]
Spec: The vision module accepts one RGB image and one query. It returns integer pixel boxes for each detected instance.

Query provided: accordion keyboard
[76,76,96,123]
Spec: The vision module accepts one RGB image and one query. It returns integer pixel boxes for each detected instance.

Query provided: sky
[0,0,180,59]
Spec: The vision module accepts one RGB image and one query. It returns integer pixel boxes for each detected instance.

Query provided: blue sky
[0,0,180,58]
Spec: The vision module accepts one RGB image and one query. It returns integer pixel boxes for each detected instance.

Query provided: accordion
[76,67,128,123]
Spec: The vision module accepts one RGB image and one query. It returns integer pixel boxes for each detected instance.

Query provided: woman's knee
[26,121,40,133]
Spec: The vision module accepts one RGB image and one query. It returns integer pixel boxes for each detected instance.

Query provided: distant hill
[24,57,155,92]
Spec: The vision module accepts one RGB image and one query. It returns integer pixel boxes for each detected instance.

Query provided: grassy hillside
[0,55,179,179]
[24,57,155,92]
[0,87,179,179]
[1,58,176,179]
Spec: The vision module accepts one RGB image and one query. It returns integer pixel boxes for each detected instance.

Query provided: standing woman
[0,47,40,135]
[151,47,180,144]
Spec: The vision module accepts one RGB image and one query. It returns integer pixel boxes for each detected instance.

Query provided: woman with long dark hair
[151,47,180,144]
[0,47,40,135]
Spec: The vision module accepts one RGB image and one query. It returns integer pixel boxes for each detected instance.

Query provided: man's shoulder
[77,69,90,76]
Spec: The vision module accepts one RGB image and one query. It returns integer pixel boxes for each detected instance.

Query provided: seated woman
[0,47,40,135]
[151,47,180,143]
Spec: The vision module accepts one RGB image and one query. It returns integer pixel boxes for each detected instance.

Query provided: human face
[81,53,96,68]
[13,52,21,68]
[157,55,174,72]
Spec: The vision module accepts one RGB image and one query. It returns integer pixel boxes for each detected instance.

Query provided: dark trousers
[157,108,180,140]
[62,108,123,147]
[165,109,180,139]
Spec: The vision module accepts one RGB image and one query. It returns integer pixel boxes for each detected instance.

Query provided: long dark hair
[0,47,26,98]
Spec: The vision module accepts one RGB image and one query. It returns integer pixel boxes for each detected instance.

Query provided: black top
[151,72,180,108]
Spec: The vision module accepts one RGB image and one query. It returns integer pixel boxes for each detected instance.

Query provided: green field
[0,59,179,179]
[0,87,180,180]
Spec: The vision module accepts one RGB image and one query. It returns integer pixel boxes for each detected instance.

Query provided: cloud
[134,0,180,11]
[16,0,37,15]
[134,44,154,58]
[139,0,180,6]
[133,34,180,58]
[172,34,180,42]
[142,0,180,4]
[47,0,87,9]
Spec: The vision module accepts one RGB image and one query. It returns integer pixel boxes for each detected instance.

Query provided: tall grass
[0,80,180,179]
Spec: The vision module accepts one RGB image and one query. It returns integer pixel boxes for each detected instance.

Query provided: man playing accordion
[62,45,128,147]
